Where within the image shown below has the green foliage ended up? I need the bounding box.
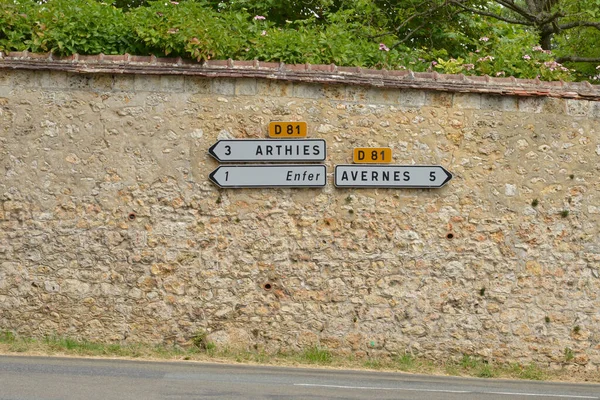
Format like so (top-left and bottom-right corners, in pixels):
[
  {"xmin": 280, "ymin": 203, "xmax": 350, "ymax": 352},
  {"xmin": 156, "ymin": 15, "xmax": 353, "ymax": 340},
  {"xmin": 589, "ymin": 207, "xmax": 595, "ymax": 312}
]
[
  {"xmin": 508, "ymin": 363, "xmax": 546, "ymax": 380},
  {"xmin": 477, "ymin": 363, "xmax": 495, "ymax": 378},
  {"xmin": 191, "ymin": 330, "xmax": 215, "ymax": 351},
  {"xmin": 363, "ymin": 358, "xmax": 384, "ymax": 369},
  {"xmin": 435, "ymin": 57, "xmax": 467, "ymax": 75},
  {"xmin": 0, "ymin": 330, "xmax": 16, "ymax": 343},
  {"xmin": 460, "ymin": 354, "xmax": 479, "ymax": 369},
  {"xmin": 1, "ymin": 0, "xmax": 137, "ymax": 55},
  {"xmin": 518, "ymin": 364, "xmax": 546, "ymax": 380},
  {"xmin": 434, "ymin": 27, "xmax": 573, "ymax": 81},
  {"xmin": 453, "ymin": 355, "xmax": 496, "ymax": 378},
  {"xmin": 0, "ymin": 0, "xmax": 597, "ymax": 81},
  {"xmin": 302, "ymin": 346, "xmax": 332, "ymax": 364},
  {"xmin": 98, "ymin": 0, "xmax": 149, "ymax": 9},
  {"xmin": 547, "ymin": 0, "xmax": 600, "ymax": 82},
  {"xmin": 205, "ymin": 0, "xmax": 333, "ymax": 26},
  {"xmin": 0, "ymin": 333, "xmax": 585, "ymax": 381},
  {"xmin": 564, "ymin": 347, "xmax": 575, "ymax": 362},
  {"xmin": 396, "ymin": 353, "xmax": 415, "ymax": 371},
  {"xmin": 0, "ymin": 0, "xmax": 35, "ymax": 51}
]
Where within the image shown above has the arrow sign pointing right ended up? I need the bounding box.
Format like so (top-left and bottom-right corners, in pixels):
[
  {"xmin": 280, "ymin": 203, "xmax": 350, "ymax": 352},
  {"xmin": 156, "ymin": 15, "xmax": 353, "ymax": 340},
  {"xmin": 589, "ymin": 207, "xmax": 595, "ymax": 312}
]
[{"xmin": 335, "ymin": 165, "xmax": 452, "ymax": 188}]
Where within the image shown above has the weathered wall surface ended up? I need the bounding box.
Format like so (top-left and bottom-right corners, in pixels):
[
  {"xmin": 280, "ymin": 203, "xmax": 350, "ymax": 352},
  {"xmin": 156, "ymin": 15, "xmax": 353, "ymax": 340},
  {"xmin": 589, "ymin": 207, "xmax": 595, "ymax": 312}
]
[{"xmin": 1, "ymin": 63, "xmax": 599, "ymax": 369}]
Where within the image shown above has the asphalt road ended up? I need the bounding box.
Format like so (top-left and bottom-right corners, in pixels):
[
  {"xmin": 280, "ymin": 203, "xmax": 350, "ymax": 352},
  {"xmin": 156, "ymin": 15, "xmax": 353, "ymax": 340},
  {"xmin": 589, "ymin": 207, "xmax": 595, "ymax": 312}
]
[{"xmin": 0, "ymin": 356, "xmax": 599, "ymax": 400}]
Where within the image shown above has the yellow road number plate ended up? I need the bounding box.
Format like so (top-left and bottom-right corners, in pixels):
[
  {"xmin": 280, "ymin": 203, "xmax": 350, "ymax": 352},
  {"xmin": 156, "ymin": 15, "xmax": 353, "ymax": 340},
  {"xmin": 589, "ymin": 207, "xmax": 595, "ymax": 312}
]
[
  {"xmin": 269, "ymin": 122, "xmax": 307, "ymax": 138},
  {"xmin": 353, "ymin": 148, "xmax": 392, "ymax": 163}
]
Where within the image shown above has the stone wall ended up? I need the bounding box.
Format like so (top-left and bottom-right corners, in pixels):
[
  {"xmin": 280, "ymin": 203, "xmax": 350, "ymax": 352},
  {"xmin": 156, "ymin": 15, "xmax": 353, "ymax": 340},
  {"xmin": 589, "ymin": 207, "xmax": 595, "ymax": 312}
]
[{"xmin": 1, "ymin": 61, "xmax": 599, "ymax": 369}]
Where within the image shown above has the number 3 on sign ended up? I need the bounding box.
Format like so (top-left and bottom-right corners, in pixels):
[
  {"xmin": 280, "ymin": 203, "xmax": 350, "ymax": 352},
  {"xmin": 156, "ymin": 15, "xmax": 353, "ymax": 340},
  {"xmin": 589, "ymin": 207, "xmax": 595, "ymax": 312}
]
[{"xmin": 269, "ymin": 122, "xmax": 307, "ymax": 138}]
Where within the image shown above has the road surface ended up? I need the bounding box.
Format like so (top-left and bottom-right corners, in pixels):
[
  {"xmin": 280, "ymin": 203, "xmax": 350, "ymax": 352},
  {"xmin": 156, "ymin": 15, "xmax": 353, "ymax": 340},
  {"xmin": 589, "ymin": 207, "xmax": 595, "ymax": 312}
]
[{"xmin": 0, "ymin": 355, "xmax": 598, "ymax": 400}]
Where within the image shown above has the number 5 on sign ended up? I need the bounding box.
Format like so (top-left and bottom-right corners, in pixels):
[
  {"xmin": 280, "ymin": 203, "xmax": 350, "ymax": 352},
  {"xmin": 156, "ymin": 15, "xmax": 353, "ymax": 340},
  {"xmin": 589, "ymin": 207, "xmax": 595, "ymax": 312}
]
[
  {"xmin": 353, "ymin": 148, "xmax": 392, "ymax": 163},
  {"xmin": 269, "ymin": 122, "xmax": 307, "ymax": 138}
]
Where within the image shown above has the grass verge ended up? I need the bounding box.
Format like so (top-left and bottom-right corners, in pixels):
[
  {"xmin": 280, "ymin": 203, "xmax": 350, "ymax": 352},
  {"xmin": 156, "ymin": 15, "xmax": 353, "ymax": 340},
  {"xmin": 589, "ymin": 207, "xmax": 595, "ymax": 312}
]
[{"xmin": 0, "ymin": 331, "xmax": 595, "ymax": 383}]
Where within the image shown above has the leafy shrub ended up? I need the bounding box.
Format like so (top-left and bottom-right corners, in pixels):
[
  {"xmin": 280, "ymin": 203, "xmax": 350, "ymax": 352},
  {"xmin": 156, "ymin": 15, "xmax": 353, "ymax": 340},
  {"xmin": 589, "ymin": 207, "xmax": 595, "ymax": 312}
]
[
  {"xmin": 434, "ymin": 28, "xmax": 573, "ymax": 81},
  {"xmin": 128, "ymin": 1, "xmax": 247, "ymax": 60},
  {"xmin": 29, "ymin": 0, "xmax": 135, "ymax": 55},
  {"xmin": 0, "ymin": 0, "xmax": 583, "ymax": 81},
  {"xmin": 0, "ymin": 0, "xmax": 36, "ymax": 51}
]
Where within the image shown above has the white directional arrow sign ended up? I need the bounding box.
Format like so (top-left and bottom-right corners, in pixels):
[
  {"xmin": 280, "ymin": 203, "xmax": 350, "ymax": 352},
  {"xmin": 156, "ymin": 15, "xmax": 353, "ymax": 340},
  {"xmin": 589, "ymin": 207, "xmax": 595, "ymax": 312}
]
[
  {"xmin": 335, "ymin": 165, "xmax": 452, "ymax": 188},
  {"xmin": 210, "ymin": 165, "xmax": 327, "ymax": 188},
  {"xmin": 208, "ymin": 139, "xmax": 326, "ymax": 162}
]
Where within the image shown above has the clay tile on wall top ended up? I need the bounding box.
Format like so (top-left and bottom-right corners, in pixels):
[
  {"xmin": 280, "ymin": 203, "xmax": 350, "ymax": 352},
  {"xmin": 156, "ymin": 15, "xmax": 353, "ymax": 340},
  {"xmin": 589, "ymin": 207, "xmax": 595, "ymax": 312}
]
[
  {"xmin": 415, "ymin": 72, "xmax": 436, "ymax": 80},
  {"xmin": 308, "ymin": 64, "xmax": 333, "ymax": 72},
  {"xmin": 77, "ymin": 54, "xmax": 102, "ymax": 63},
  {"xmin": 128, "ymin": 55, "xmax": 152, "ymax": 63},
  {"xmin": 285, "ymin": 63, "xmax": 308, "ymax": 72},
  {"xmin": 362, "ymin": 68, "xmax": 386, "ymax": 76},
  {"xmin": 1, "ymin": 53, "xmax": 599, "ymax": 99},
  {"xmin": 27, "ymin": 52, "xmax": 51, "ymax": 60},
  {"xmin": 386, "ymin": 69, "xmax": 409, "ymax": 77},
  {"xmin": 258, "ymin": 61, "xmax": 280, "ymax": 70},
  {"xmin": 7, "ymin": 51, "xmax": 28, "ymax": 59},
  {"xmin": 155, "ymin": 57, "xmax": 181, "ymax": 65},
  {"xmin": 233, "ymin": 60, "xmax": 257, "ymax": 69},
  {"xmin": 468, "ymin": 75, "xmax": 488, "ymax": 83},
  {"xmin": 205, "ymin": 59, "xmax": 230, "ymax": 68},
  {"xmin": 102, "ymin": 54, "xmax": 130, "ymax": 63},
  {"xmin": 437, "ymin": 73, "xmax": 465, "ymax": 82}
]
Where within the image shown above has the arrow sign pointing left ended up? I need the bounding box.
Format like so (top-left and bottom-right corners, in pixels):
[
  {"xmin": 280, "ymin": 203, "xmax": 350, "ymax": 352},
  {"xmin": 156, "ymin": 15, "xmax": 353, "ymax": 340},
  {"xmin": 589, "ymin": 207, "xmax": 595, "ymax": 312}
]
[
  {"xmin": 210, "ymin": 165, "xmax": 327, "ymax": 188},
  {"xmin": 335, "ymin": 165, "xmax": 452, "ymax": 188},
  {"xmin": 208, "ymin": 139, "xmax": 326, "ymax": 162}
]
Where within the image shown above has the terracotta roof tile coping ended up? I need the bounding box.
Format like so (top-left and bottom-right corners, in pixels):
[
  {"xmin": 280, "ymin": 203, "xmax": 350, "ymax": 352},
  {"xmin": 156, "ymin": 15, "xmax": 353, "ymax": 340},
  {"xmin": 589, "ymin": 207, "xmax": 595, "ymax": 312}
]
[{"xmin": 1, "ymin": 52, "xmax": 599, "ymax": 100}]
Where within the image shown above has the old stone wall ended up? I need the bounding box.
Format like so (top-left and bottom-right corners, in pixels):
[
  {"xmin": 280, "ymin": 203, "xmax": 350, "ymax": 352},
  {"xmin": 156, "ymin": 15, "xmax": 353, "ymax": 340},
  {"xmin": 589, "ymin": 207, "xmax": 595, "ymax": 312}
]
[{"xmin": 1, "ymin": 62, "xmax": 599, "ymax": 369}]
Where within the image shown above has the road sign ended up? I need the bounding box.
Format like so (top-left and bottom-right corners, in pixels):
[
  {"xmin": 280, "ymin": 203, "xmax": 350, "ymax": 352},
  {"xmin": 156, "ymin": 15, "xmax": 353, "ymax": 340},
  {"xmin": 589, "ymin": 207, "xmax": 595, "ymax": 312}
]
[
  {"xmin": 210, "ymin": 164, "xmax": 327, "ymax": 188},
  {"xmin": 208, "ymin": 139, "xmax": 326, "ymax": 162},
  {"xmin": 335, "ymin": 165, "xmax": 452, "ymax": 188},
  {"xmin": 353, "ymin": 148, "xmax": 392, "ymax": 164},
  {"xmin": 269, "ymin": 122, "xmax": 308, "ymax": 138}
]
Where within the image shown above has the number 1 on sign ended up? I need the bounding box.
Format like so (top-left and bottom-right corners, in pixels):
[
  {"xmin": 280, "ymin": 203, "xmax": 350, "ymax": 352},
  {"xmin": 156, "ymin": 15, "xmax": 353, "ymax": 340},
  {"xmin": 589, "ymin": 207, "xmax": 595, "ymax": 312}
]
[{"xmin": 372, "ymin": 150, "xmax": 386, "ymax": 161}]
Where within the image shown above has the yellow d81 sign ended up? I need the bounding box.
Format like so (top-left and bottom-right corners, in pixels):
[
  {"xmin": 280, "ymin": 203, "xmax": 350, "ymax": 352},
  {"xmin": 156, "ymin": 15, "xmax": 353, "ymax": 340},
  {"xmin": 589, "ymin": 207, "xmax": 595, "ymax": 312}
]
[
  {"xmin": 269, "ymin": 122, "xmax": 307, "ymax": 138},
  {"xmin": 353, "ymin": 148, "xmax": 392, "ymax": 163}
]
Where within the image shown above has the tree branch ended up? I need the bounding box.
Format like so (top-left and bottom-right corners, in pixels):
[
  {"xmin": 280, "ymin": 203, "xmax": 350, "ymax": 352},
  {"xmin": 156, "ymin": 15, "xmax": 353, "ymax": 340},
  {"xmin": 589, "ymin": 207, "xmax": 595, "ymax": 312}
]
[
  {"xmin": 525, "ymin": 0, "xmax": 539, "ymax": 14},
  {"xmin": 389, "ymin": 20, "xmax": 430, "ymax": 49},
  {"xmin": 449, "ymin": 1, "xmax": 534, "ymax": 25},
  {"xmin": 367, "ymin": 0, "xmax": 447, "ymax": 40},
  {"xmin": 389, "ymin": 7, "xmax": 462, "ymax": 50},
  {"xmin": 556, "ymin": 56, "xmax": 600, "ymax": 63},
  {"xmin": 559, "ymin": 21, "xmax": 600, "ymax": 31},
  {"xmin": 495, "ymin": 0, "xmax": 536, "ymax": 21},
  {"xmin": 542, "ymin": 0, "xmax": 560, "ymax": 13},
  {"xmin": 538, "ymin": 10, "xmax": 564, "ymax": 26},
  {"xmin": 393, "ymin": 0, "xmax": 447, "ymax": 33}
]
